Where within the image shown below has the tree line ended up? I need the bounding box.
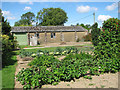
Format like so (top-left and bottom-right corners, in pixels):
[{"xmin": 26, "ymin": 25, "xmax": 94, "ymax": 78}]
[{"xmin": 14, "ymin": 8, "xmax": 68, "ymax": 26}]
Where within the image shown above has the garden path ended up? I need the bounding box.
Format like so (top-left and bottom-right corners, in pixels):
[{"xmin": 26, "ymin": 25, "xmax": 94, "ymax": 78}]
[
  {"xmin": 23, "ymin": 42, "xmax": 92, "ymax": 49},
  {"xmin": 14, "ymin": 56, "xmax": 33, "ymax": 89}
]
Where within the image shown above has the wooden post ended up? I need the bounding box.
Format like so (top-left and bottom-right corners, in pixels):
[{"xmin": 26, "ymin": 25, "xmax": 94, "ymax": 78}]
[
  {"xmin": 75, "ymin": 31, "xmax": 77, "ymax": 42},
  {"xmin": 93, "ymin": 12, "xmax": 95, "ymax": 24},
  {"xmin": 28, "ymin": 32, "xmax": 30, "ymax": 45},
  {"xmin": 36, "ymin": 32, "xmax": 38, "ymax": 45},
  {"xmin": 60, "ymin": 31, "xmax": 63, "ymax": 42},
  {"xmin": 45, "ymin": 31, "xmax": 47, "ymax": 44}
]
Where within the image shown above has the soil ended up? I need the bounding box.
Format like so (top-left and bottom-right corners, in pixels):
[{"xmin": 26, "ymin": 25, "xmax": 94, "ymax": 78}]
[
  {"xmin": 14, "ymin": 55, "xmax": 33, "ymax": 89},
  {"xmin": 42, "ymin": 72, "xmax": 118, "ymax": 88},
  {"xmin": 14, "ymin": 55, "xmax": 118, "ymax": 89}
]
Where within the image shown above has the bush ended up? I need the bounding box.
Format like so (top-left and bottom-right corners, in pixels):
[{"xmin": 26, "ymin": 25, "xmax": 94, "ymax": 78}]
[
  {"xmin": 91, "ymin": 22, "xmax": 101, "ymax": 46},
  {"xmin": 76, "ymin": 38, "xmax": 80, "ymax": 42},
  {"xmin": 93, "ymin": 18, "xmax": 120, "ymax": 72},
  {"xmin": 2, "ymin": 34, "xmax": 18, "ymax": 65},
  {"xmin": 2, "ymin": 35, "xmax": 13, "ymax": 54},
  {"xmin": 83, "ymin": 33, "xmax": 92, "ymax": 41}
]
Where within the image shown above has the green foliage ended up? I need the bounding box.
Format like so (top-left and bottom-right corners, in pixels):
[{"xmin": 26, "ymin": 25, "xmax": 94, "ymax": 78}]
[
  {"xmin": 2, "ymin": 35, "xmax": 13, "ymax": 53},
  {"xmin": 91, "ymin": 22, "xmax": 101, "ymax": 46},
  {"xmin": 76, "ymin": 38, "xmax": 80, "ymax": 42},
  {"xmin": 28, "ymin": 55, "xmax": 59, "ymax": 67},
  {"xmin": 93, "ymin": 18, "xmax": 120, "ymax": 73},
  {"xmin": 14, "ymin": 12, "xmax": 35, "ymax": 26},
  {"xmin": 2, "ymin": 35, "xmax": 18, "ymax": 65},
  {"xmin": 1, "ymin": 9, "xmax": 19, "ymax": 66},
  {"xmin": 36, "ymin": 7, "xmax": 68, "ymax": 26},
  {"xmin": 16, "ymin": 50, "xmax": 119, "ymax": 89},
  {"xmin": 19, "ymin": 46, "xmax": 79, "ymax": 58},
  {"xmin": 2, "ymin": 53, "xmax": 17, "ymax": 88},
  {"xmin": 16, "ymin": 52, "xmax": 93, "ymax": 89},
  {"xmin": 2, "ymin": 16, "xmax": 11, "ymax": 35},
  {"xmin": 76, "ymin": 23, "xmax": 91, "ymax": 31},
  {"xmin": 19, "ymin": 49, "xmax": 34, "ymax": 58},
  {"xmin": 83, "ymin": 33, "xmax": 92, "ymax": 41}
]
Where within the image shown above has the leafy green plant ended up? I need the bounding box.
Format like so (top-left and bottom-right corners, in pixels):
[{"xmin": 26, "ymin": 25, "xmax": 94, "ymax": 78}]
[
  {"xmin": 93, "ymin": 18, "xmax": 120, "ymax": 73},
  {"xmin": 19, "ymin": 49, "xmax": 34, "ymax": 58},
  {"xmin": 83, "ymin": 33, "xmax": 92, "ymax": 41},
  {"xmin": 91, "ymin": 22, "xmax": 101, "ymax": 46},
  {"xmin": 28, "ymin": 55, "xmax": 59, "ymax": 67}
]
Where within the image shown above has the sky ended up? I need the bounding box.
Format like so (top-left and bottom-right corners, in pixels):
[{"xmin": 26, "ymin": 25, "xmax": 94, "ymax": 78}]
[{"xmin": 1, "ymin": 1, "xmax": 119, "ymax": 27}]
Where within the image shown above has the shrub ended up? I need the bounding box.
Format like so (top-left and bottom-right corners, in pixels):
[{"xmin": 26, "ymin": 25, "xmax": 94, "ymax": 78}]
[
  {"xmin": 83, "ymin": 33, "xmax": 92, "ymax": 41},
  {"xmin": 93, "ymin": 18, "xmax": 120, "ymax": 72},
  {"xmin": 91, "ymin": 22, "xmax": 101, "ymax": 46},
  {"xmin": 76, "ymin": 38, "xmax": 80, "ymax": 42},
  {"xmin": 2, "ymin": 35, "xmax": 13, "ymax": 54}
]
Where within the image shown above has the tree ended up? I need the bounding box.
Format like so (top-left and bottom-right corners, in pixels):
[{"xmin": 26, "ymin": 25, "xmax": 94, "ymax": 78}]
[
  {"xmin": 91, "ymin": 22, "xmax": 100, "ymax": 46},
  {"xmin": 2, "ymin": 16, "xmax": 11, "ymax": 35},
  {"xmin": 36, "ymin": 8, "xmax": 68, "ymax": 26},
  {"xmin": 14, "ymin": 19, "xmax": 30, "ymax": 26},
  {"xmin": 14, "ymin": 12, "xmax": 35, "ymax": 26},
  {"xmin": 1, "ymin": 9, "xmax": 18, "ymax": 66},
  {"xmin": 76, "ymin": 23, "xmax": 91, "ymax": 31}
]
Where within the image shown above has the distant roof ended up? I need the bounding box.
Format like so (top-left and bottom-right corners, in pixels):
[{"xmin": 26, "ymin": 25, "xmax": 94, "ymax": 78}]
[{"xmin": 11, "ymin": 26, "xmax": 88, "ymax": 33}]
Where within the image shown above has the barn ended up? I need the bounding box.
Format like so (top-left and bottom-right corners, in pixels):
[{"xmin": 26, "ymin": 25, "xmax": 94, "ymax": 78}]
[{"xmin": 11, "ymin": 26, "xmax": 88, "ymax": 46}]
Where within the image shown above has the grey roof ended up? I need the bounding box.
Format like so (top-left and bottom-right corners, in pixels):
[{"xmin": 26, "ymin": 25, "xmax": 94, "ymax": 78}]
[{"xmin": 11, "ymin": 26, "xmax": 88, "ymax": 33}]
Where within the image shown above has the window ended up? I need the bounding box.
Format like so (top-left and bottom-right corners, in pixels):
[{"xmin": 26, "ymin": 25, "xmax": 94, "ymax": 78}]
[
  {"xmin": 34, "ymin": 33, "xmax": 39, "ymax": 38},
  {"xmin": 37, "ymin": 33, "xmax": 39, "ymax": 38},
  {"xmin": 51, "ymin": 32, "xmax": 56, "ymax": 38}
]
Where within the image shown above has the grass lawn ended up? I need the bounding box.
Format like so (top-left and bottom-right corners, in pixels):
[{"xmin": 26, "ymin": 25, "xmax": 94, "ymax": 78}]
[
  {"xmin": 22, "ymin": 45, "xmax": 94, "ymax": 53},
  {"xmin": 2, "ymin": 51, "xmax": 18, "ymax": 89},
  {"xmin": 19, "ymin": 45, "xmax": 43, "ymax": 49}
]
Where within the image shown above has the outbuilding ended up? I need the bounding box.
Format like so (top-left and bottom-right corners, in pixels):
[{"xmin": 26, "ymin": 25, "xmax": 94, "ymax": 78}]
[{"xmin": 11, "ymin": 26, "xmax": 88, "ymax": 46}]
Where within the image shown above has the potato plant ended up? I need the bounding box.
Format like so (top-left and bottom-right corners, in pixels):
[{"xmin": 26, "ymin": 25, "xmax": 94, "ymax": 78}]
[
  {"xmin": 28, "ymin": 55, "xmax": 60, "ymax": 67},
  {"xmin": 16, "ymin": 51, "xmax": 119, "ymax": 89}
]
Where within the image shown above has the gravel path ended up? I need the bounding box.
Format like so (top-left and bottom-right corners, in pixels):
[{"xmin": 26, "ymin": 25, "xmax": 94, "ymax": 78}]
[
  {"xmin": 42, "ymin": 72, "xmax": 118, "ymax": 88},
  {"xmin": 23, "ymin": 42, "xmax": 92, "ymax": 49},
  {"xmin": 14, "ymin": 56, "xmax": 33, "ymax": 89}
]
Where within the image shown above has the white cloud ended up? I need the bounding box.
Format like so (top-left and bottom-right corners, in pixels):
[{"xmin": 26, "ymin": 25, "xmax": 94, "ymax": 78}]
[
  {"xmin": 24, "ymin": 7, "xmax": 31, "ymax": 11},
  {"xmin": 2, "ymin": 10, "xmax": 16, "ymax": 20},
  {"xmin": 98, "ymin": 15, "xmax": 112, "ymax": 22},
  {"xmin": 76, "ymin": 6, "xmax": 90, "ymax": 13},
  {"xmin": 6, "ymin": 17, "xmax": 16, "ymax": 20},
  {"xmin": 106, "ymin": 3, "xmax": 118, "ymax": 11},
  {"xmin": 76, "ymin": 5, "xmax": 98, "ymax": 13},
  {"xmin": 2, "ymin": 11, "xmax": 11, "ymax": 16}
]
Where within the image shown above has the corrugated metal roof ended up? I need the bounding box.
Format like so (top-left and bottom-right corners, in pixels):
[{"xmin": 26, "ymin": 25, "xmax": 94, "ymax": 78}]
[{"xmin": 11, "ymin": 26, "xmax": 88, "ymax": 33}]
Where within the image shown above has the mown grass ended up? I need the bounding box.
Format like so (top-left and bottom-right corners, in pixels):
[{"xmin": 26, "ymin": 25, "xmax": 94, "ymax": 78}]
[
  {"xmin": 22, "ymin": 46, "xmax": 94, "ymax": 53},
  {"xmin": 19, "ymin": 45, "xmax": 43, "ymax": 49},
  {"xmin": 2, "ymin": 51, "xmax": 18, "ymax": 89}
]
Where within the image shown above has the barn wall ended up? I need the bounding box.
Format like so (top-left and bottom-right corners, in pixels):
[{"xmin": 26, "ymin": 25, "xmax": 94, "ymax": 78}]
[
  {"xmin": 37, "ymin": 31, "xmax": 86, "ymax": 44},
  {"xmin": 14, "ymin": 33, "xmax": 28, "ymax": 45},
  {"xmin": 13, "ymin": 31, "xmax": 87, "ymax": 45}
]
